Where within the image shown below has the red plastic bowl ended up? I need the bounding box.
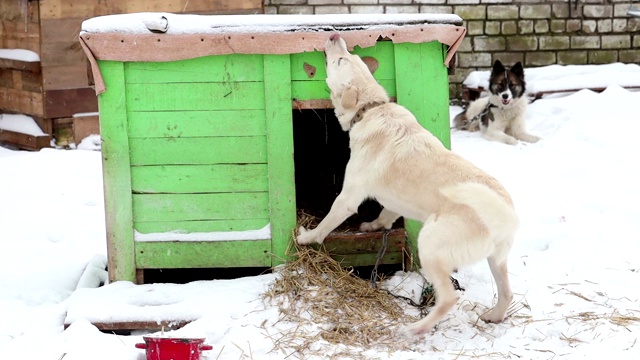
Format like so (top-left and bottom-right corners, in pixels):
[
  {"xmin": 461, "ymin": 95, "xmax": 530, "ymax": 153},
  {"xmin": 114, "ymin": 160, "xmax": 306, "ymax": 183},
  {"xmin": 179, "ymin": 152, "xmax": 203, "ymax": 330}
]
[{"xmin": 135, "ymin": 336, "xmax": 213, "ymax": 360}]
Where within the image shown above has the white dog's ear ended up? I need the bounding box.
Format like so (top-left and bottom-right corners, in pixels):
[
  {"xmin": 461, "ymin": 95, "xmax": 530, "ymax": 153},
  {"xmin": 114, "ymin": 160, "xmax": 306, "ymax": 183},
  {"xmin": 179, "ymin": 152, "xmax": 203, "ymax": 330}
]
[{"xmin": 341, "ymin": 84, "xmax": 358, "ymax": 110}]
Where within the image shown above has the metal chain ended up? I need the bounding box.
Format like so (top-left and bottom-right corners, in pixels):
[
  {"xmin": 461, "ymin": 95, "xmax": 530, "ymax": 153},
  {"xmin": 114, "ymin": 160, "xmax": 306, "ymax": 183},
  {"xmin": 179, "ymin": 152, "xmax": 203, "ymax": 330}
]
[{"xmin": 369, "ymin": 229, "xmax": 390, "ymax": 287}]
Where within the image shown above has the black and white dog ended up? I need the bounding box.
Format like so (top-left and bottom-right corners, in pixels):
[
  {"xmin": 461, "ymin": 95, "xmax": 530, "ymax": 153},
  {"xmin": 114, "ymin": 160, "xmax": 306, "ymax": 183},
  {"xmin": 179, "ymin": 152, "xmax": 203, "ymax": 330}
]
[{"xmin": 454, "ymin": 60, "xmax": 540, "ymax": 145}]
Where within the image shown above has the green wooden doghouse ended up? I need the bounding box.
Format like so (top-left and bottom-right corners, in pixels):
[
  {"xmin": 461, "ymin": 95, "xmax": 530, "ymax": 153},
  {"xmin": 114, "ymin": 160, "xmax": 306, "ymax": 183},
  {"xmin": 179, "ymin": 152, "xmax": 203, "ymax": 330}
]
[{"xmin": 80, "ymin": 13, "xmax": 465, "ymax": 284}]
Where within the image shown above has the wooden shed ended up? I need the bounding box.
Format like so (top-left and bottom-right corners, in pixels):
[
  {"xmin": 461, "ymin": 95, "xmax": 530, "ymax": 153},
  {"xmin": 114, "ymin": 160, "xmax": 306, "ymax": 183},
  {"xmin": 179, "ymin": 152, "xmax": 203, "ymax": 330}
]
[
  {"xmin": 0, "ymin": 0, "xmax": 262, "ymax": 150},
  {"xmin": 80, "ymin": 13, "xmax": 466, "ymax": 284}
]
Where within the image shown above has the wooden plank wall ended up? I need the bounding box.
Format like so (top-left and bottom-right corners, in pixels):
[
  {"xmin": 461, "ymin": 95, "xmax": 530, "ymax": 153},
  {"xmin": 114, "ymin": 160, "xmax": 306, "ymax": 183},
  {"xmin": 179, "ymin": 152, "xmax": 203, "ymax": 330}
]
[
  {"xmin": 0, "ymin": 1, "xmax": 44, "ymax": 118},
  {"xmin": 39, "ymin": 0, "xmax": 262, "ymax": 92},
  {"xmin": 38, "ymin": 0, "xmax": 263, "ymax": 120}
]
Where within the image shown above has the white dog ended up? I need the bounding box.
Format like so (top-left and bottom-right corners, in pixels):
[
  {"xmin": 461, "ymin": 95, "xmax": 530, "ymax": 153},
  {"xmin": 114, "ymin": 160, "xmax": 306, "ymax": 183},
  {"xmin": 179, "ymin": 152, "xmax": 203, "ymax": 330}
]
[
  {"xmin": 453, "ymin": 60, "xmax": 540, "ymax": 145},
  {"xmin": 296, "ymin": 34, "xmax": 520, "ymax": 336}
]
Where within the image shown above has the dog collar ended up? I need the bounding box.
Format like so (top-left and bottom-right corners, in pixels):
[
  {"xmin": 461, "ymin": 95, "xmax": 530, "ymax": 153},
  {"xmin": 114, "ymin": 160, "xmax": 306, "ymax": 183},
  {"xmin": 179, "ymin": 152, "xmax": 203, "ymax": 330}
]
[{"xmin": 349, "ymin": 101, "xmax": 387, "ymax": 128}]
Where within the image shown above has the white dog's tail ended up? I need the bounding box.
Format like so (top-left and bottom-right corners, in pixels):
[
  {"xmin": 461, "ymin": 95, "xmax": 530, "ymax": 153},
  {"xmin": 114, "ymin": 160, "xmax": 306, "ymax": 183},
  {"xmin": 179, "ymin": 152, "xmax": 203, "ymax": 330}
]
[{"xmin": 440, "ymin": 182, "xmax": 519, "ymax": 240}]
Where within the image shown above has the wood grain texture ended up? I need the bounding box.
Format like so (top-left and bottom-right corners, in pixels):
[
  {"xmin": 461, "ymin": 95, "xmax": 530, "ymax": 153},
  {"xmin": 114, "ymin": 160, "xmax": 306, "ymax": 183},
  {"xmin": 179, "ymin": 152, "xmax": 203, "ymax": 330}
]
[
  {"xmin": 98, "ymin": 61, "xmax": 136, "ymax": 283},
  {"xmin": 128, "ymin": 110, "xmax": 266, "ymax": 138},
  {"xmin": 125, "ymin": 82, "xmax": 265, "ymax": 111},
  {"xmin": 394, "ymin": 41, "xmax": 451, "ymax": 268},
  {"xmin": 129, "ymin": 137, "xmax": 268, "ymax": 166},
  {"xmin": 136, "ymin": 239, "xmax": 272, "ymax": 268},
  {"xmin": 125, "ymin": 54, "xmax": 264, "ymax": 84},
  {"xmin": 131, "ymin": 164, "xmax": 269, "ymax": 194},
  {"xmin": 263, "ymin": 54, "xmax": 297, "ymax": 265},
  {"xmin": 132, "ymin": 192, "xmax": 270, "ymax": 222}
]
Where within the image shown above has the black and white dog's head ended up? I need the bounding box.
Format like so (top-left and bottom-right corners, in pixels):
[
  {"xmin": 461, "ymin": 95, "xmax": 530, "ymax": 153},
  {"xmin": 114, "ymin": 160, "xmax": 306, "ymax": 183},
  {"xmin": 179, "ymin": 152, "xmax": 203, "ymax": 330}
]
[{"xmin": 489, "ymin": 60, "xmax": 526, "ymax": 106}]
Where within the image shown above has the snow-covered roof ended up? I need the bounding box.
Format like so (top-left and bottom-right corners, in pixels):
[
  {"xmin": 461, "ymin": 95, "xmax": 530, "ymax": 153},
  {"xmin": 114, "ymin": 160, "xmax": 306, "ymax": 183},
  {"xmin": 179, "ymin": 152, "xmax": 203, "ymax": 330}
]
[
  {"xmin": 81, "ymin": 13, "xmax": 463, "ymax": 34},
  {"xmin": 79, "ymin": 13, "xmax": 466, "ymax": 95}
]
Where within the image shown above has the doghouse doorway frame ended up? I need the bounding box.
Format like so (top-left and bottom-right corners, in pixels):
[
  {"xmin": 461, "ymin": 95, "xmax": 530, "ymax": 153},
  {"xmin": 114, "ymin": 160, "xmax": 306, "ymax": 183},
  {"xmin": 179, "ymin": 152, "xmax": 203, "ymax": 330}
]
[{"xmin": 289, "ymin": 41, "xmax": 452, "ymax": 270}]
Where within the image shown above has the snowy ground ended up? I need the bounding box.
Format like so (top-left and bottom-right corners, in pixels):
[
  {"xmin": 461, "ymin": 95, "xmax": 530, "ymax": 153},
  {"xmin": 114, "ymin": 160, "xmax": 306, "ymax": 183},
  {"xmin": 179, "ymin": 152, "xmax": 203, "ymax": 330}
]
[{"xmin": 1, "ymin": 83, "xmax": 640, "ymax": 359}]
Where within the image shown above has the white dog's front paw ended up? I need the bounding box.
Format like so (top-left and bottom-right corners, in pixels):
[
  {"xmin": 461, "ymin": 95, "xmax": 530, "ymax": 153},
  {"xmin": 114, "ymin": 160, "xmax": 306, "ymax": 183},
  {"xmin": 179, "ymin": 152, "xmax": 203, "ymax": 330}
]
[
  {"xmin": 520, "ymin": 134, "xmax": 541, "ymax": 143},
  {"xmin": 296, "ymin": 226, "xmax": 322, "ymax": 245},
  {"xmin": 359, "ymin": 221, "xmax": 379, "ymax": 232}
]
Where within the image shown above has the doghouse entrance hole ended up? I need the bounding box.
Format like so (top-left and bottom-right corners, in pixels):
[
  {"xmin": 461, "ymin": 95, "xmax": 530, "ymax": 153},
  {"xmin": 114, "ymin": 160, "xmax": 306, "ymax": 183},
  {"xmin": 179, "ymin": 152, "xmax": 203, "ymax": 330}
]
[{"xmin": 293, "ymin": 108, "xmax": 402, "ymax": 231}]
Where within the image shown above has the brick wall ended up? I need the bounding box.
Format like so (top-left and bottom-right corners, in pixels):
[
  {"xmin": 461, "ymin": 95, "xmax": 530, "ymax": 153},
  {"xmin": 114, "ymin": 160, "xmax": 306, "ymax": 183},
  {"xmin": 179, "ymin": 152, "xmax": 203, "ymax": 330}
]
[{"xmin": 264, "ymin": 0, "xmax": 640, "ymax": 99}]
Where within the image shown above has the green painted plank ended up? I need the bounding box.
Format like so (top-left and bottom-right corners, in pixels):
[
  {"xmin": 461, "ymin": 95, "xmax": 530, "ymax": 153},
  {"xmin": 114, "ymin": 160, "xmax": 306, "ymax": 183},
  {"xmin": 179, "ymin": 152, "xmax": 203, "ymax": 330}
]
[
  {"xmin": 290, "ymin": 42, "xmax": 395, "ymax": 81},
  {"xmin": 131, "ymin": 164, "xmax": 269, "ymax": 194},
  {"xmin": 97, "ymin": 60, "xmax": 136, "ymax": 282},
  {"xmin": 128, "ymin": 110, "xmax": 267, "ymax": 138},
  {"xmin": 129, "ymin": 137, "xmax": 268, "ymax": 166},
  {"xmin": 331, "ymin": 251, "xmax": 403, "ymax": 268},
  {"xmin": 394, "ymin": 41, "xmax": 452, "ymax": 266},
  {"xmin": 351, "ymin": 41, "xmax": 396, "ymax": 80},
  {"xmin": 290, "ymin": 51, "xmax": 326, "ymax": 81},
  {"xmin": 124, "ymin": 54, "xmax": 265, "ymax": 84},
  {"xmin": 136, "ymin": 240, "xmax": 272, "ymax": 268},
  {"xmin": 132, "ymin": 192, "xmax": 270, "ymax": 222},
  {"xmin": 291, "ymin": 79, "xmax": 396, "ymax": 101},
  {"xmin": 394, "ymin": 41, "xmax": 450, "ymax": 149},
  {"xmin": 126, "ymin": 82, "xmax": 265, "ymax": 111},
  {"xmin": 263, "ymin": 54, "xmax": 297, "ymax": 266},
  {"xmin": 134, "ymin": 218, "xmax": 270, "ymax": 234}
]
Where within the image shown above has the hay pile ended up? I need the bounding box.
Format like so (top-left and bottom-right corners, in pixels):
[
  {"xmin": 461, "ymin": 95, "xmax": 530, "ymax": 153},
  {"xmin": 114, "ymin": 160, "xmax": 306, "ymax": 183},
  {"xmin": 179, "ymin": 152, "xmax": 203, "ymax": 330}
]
[{"xmin": 262, "ymin": 242, "xmax": 423, "ymax": 358}]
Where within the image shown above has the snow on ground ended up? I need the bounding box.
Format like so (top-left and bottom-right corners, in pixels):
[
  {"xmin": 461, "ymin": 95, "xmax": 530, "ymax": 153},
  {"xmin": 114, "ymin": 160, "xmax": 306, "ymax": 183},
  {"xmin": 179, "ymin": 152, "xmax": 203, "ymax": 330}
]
[{"xmin": 1, "ymin": 82, "xmax": 640, "ymax": 358}]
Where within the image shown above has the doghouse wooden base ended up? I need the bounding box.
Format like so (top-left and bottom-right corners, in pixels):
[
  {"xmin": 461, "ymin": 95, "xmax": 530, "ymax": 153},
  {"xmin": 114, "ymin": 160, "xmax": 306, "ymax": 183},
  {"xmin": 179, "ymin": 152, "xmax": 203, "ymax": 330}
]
[{"xmin": 80, "ymin": 13, "xmax": 465, "ymax": 283}]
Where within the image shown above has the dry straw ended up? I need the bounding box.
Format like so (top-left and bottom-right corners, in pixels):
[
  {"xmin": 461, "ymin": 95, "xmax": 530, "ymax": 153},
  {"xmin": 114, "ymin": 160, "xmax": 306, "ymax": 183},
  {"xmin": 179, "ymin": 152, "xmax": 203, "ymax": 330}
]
[{"xmin": 262, "ymin": 237, "xmax": 425, "ymax": 359}]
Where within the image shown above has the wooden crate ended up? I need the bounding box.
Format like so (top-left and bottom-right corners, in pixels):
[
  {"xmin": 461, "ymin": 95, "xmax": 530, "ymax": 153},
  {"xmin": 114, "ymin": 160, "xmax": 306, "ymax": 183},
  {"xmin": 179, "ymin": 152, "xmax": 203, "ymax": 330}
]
[
  {"xmin": 80, "ymin": 13, "xmax": 466, "ymax": 283},
  {"xmin": 0, "ymin": 0, "xmax": 262, "ymax": 149}
]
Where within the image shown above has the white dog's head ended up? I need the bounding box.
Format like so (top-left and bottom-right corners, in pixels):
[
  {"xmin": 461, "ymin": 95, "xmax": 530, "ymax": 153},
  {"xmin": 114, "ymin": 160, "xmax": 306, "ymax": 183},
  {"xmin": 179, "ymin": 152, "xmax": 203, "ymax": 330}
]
[{"xmin": 324, "ymin": 34, "xmax": 389, "ymax": 131}]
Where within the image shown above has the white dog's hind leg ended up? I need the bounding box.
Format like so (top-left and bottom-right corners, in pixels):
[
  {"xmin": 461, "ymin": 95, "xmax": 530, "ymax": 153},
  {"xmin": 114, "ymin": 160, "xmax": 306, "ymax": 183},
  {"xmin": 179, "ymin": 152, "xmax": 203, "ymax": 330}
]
[
  {"xmin": 360, "ymin": 208, "xmax": 401, "ymax": 232},
  {"xmin": 480, "ymin": 256, "xmax": 513, "ymax": 323},
  {"xmin": 405, "ymin": 215, "xmax": 459, "ymax": 336},
  {"xmin": 296, "ymin": 187, "xmax": 367, "ymax": 245}
]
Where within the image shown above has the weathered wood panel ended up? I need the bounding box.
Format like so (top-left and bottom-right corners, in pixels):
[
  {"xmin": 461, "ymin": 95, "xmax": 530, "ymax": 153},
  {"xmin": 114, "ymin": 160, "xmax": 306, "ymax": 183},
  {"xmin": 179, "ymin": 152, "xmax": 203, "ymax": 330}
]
[
  {"xmin": 0, "ymin": 129, "xmax": 50, "ymax": 151},
  {"xmin": 306, "ymin": 229, "xmax": 407, "ymax": 267},
  {"xmin": 40, "ymin": 40, "xmax": 85, "ymax": 67},
  {"xmin": 0, "ymin": 2, "xmax": 40, "ymax": 53},
  {"xmin": 291, "ymin": 79, "xmax": 396, "ymax": 101},
  {"xmin": 0, "ymin": 87, "xmax": 44, "ymax": 117},
  {"xmin": 394, "ymin": 41, "xmax": 450, "ymax": 268},
  {"xmin": 0, "ymin": 58, "xmax": 41, "ymax": 73},
  {"xmin": 134, "ymin": 218, "xmax": 270, "ymax": 234},
  {"xmin": 131, "ymin": 164, "xmax": 269, "ymax": 194},
  {"xmin": 263, "ymin": 54, "xmax": 297, "ymax": 265},
  {"xmin": 136, "ymin": 239, "xmax": 272, "ymax": 269},
  {"xmin": 125, "ymin": 55, "xmax": 265, "ymax": 84},
  {"xmin": 39, "ymin": 0, "xmax": 262, "ymax": 20},
  {"xmin": 126, "ymin": 82, "xmax": 265, "ymax": 111},
  {"xmin": 44, "ymin": 87, "xmax": 98, "ymax": 118},
  {"xmin": 132, "ymin": 192, "xmax": 270, "ymax": 222},
  {"xmin": 97, "ymin": 60, "xmax": 136, "ymax": 283},
  {"xmin": 42, "ymin": 65, "xmax": 88, "ymax": 90},
  {"xmin": 129, "ymin": 137, "xmax": 268, "ymax": 166},
  {"xmin": 128, "ymin": 110, "xmax": 266, "ymax": 138},
  {"xmin": 395, "ymin": 41, "xmax": 450, "ymax": 148},
  {"xmin": 290, "ymin": 42, "xmax": 396, "ymax": 81},
  {"xmin": 72, "ymin": 114, "xmax": 100, "ymax": 144}
]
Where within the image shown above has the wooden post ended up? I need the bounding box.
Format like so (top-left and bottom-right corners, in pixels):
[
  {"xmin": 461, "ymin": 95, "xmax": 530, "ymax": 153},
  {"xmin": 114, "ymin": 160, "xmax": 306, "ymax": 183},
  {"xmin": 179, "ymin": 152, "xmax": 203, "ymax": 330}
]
[
  {"xmin": 98, "ymin": 60, "xmax": 137, "ymax": 283},
  {"xmin": 263, "ymin": 54, "xmax": 297, "ymax": 266}
]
